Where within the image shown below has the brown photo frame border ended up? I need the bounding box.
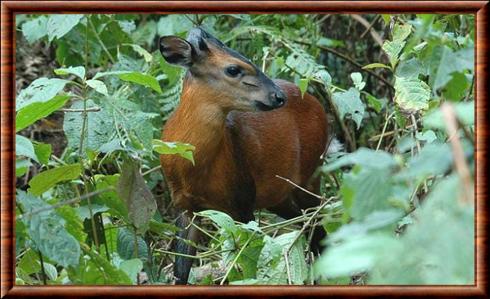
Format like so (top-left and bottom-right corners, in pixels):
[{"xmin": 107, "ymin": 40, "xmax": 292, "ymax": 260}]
[{"xmin": 1, "ymin": 1, "xmax": 488, "ymax": 297}]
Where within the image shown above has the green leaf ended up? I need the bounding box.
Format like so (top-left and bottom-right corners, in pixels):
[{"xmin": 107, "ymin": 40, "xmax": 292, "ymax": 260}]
[
  {"xmin": 315, "ymin": 233, "xmax": 398, "ymax": 278},
  {"xmin": 33, "ymin": 142, "xmax": 52, "ymax": 165},
  {"xmin": 392, "ymin": 23, "xmax": 412, "ymax": 41},
  {"xmin": 17, "ymin": 191, "xmax": 81, "ymax": 267},
  {"xmin": 18, "ymin": 248, "xmax": 41, "ymax": 275},
  {"xmin": 394, "ymin": 76, "xmax": 431, "ymax": 112},
  {"xmin": 362, "ymin": 63, "xmax": 391, "ymax": 70},
  {"xmin": 54, "ymin": 66, "xmax": 86, "ymax": 80},
  {"xmin": 369, "ymin": 175, "xmax": 474, "ymax": 284},
  {"xmin": 119, "ymin": 259, "xmax": 143, "ymax": 284},
  {"xmin": 117, "ymin": 159, "xmax": 156, "ymax": 233},
  {"xmin": 46, "ymin": 14, "xmax": 84, "ymax": 42},
  {"xmin": 395, "ymin": 58, "xmax": 425, "ymax": 78},
  {"xmin": 119, "ymin": 72, "xmax": 162, "ymax": 93},
  {"xmin": 117, "ymin": 227, "xmax": 149, "ymax": 260},
  {"xmin": 43, "ymin": 263, "xmax": 58, "ymax": 281},
  {"xmin": 16, "ymin": 135, "xmax": 37, "ymax": 162},
  {"xmin": 423, "ymin": 101, "xmax": 474, "ymax": 129},
  {"xmin": 321, "ymin": 148, "xmax": 397, "ymax": 173},
  {"xmin": 350, "ymin": 72, "xmax": 365, "ymax": 90},
  {"xmin": 76, "ymin": 245, "xmax": 132, "ymax": 284},
  {"xmin": 86, "ymin": 79, "xmax": 108, "ymax": 96},
  {"xmin": 93, "ymin": 71, "xmax": 162, "ymax": 94},
  {"xmin": 125, "ymin": 44, "xmax": 153, "ymax": 63},
  {"xmin": 341, "ymin": 167, "xmax": 394, "ymax": 220},
  {"xmin": 332, "ymin": 87, "xmax": 365, "ymax": 129},
  {"xmin": 152, "ymin": 139, "xmax": 195, "ymax": 165},
  {"xmin": 63, "ymin": 100, "xmax": 114, "ymax": 153},
  {"xmin": 16, "ymin": 78, "xmax": 69, "ymax": 111},
  {"xmin": 197, "ymin": 210, "xmax": 238, "ymax": 235},
  {"xmin": 16, "ymin": 95, "xmax": 70, "ymax": 132},
  {"xmin": 415, "ymin": 130, "xmax": 437, "ymax": 143},
  {"xmin": 298, "ymin": 78, "xmax": 309, "ymax": 97},
  {"xmin": 16, "ymin": 159, "xmax": 31, "ymax": 177},
  {"xmin": 381, "ymin": 23, "xmax": 412, "ymax": 68},
  {"xmin": 56, "ymin": 205, "xmax": 87, "ymax": 243},
  {"xmin": 365, "ymin": 93, "xmax": 384, "ymax": 113},
  {"xmin": 28, "ymin": 164, "xmax": 82, "ymax": 196},
  {"xmin": 21, "ymin": 16, "xmax": 48, "ymax": 44},
  {"xmin": 92, "ymin": 174, "xmax": 128, "ymax": 220},
  {"xmin": 382, "ymin": 40, "xmax": 406, "ymax": 68},
  {"xmin": 396, "ymin": 143, "xmax": 453, "ymax": 182},
  {"xmin": 257, "ymin": 231, "xmax": 308, "ymax": 284},
  {"xmin": 433, "ymin": 46, "xmax": 474, "ymax": 91}
]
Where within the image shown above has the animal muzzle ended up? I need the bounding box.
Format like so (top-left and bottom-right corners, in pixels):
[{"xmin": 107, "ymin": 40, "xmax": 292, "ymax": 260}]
[{"xmin": 254, "ymin": 89, "xmax": 287, "ymax": 111}]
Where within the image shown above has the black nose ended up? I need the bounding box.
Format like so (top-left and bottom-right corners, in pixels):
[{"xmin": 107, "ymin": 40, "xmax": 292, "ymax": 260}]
[{"xmin": 271, "ymin": 91, "xmax": 286, "ymax": 108}]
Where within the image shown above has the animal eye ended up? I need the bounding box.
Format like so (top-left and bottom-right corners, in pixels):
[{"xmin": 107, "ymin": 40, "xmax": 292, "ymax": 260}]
[{"xmin": 225, "ymin": 66, "xmax": 242, "ymax": 78}]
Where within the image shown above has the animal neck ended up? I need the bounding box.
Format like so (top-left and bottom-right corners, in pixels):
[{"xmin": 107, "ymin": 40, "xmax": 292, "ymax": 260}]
[{"xmin": 164, "ymin": 77, "xmax": 232, "ymax": 165}]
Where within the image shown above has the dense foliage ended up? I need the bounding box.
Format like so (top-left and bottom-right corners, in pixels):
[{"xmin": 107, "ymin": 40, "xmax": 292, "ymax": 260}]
[{"xmin": 15, "ymin": 14, "xmax": 474, "ymax": 285}]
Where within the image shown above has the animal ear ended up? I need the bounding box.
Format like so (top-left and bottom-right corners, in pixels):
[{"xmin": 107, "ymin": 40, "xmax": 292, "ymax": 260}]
[{"xmin": 159, "ymin": 36, "xmax": 193, "ymax": 67}]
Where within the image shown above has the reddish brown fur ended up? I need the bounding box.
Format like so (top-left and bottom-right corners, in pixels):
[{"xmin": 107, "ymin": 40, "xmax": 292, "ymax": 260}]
[{"xmin": 160, "ymin": 78, "xmax": 327, "ymax": 219}]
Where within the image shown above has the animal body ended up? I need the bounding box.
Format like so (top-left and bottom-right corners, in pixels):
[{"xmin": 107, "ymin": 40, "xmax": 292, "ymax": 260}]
[{"xmin": 159, "ymin": 28, "xmax": 328, "ymax": 284}]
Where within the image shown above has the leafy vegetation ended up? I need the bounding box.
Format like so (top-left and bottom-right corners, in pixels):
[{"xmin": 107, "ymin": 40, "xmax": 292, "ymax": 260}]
[{"xmin": 15, "ymin": 14, "xmax": 474, "ymax": 285}]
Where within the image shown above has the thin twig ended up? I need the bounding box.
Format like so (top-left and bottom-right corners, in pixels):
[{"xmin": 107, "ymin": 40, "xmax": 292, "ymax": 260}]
[
  {"xmin": 441, "ymin": 103, "xmax": 473, "ymax": 204},
  {"xmin": 219, "ymin": 232, "xmax": 257, "ymax": 285},
  {"xmin": 295, "ymin": 40, "xmax": 394, "ymax": 91},
  {"xmin": 350, "ymin": 14, "xmax": 384, "ymax": 47},
  {"xmin": 284, "ymin": 251, "xmax": 292, "ymax": 285},
  {"xmin": 410, "ymin": 114, "xmax": 428, "ymax": 193},
  {"xmin": 275, "ymin": 175, "xmax": 323, "ymax": 200},
  {"xmin": 88, "ymin": 17, "xmax": 115, "ymax": 64},
  {"xmin": 376, "ymin": 112, "xmax": 395, "ymax": 151},
  {"xmin": 61, "ymin": 107, "xmax": 101, "ymax": 113},
  {"xmin": 369, "ymin": 124, "xmax": 415, "ymax": 142},
  {"xmin": 360, "ymin": 15, "xmax": 382, "ymax": 39}
]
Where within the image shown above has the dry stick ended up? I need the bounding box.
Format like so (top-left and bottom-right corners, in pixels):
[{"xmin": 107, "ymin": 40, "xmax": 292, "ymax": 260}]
[
  {"xmin": 441, "ymin": 103, "xmax": 473, "ymax": 204},
  {"xmin": 360, "ymin": 15, "xmax": 382, "ymax": 39},
  {"xmin": 410, "ymin": 114, "xmax": 428, "ymax": 194},
  {"xmin": 18, "ymin": 187, "xmax": 114, "ymax": 220},
  {"xmin": 275, "ymin": 175, "xmax": 324, "ymax": 200},
  {"xmin": 369, "ymin": 124, "xmax": 415, "ymax": 142},
  {"xmin": 350, "ymin": 15, "xmax": 384, "ymax": 47},
  {"xmin": 376, "ymin": 111, "xmax": 395, "ymax": 151}
]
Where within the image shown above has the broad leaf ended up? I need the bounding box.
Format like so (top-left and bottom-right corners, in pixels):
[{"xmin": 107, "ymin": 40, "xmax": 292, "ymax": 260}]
[
  {"xmin": 321, "ymin": 148, "xmax": 397, "ymax": 173},
  {"xmin": 394, "ymin": 76, "xmax": 431, "ymax": 112},
  {"xmin": 16, "ymin": 135, "xmax": 37, "ymax": 162},
  {"xmin": 332, "ymin": 87, "xmax": 365, "ymax": 129},
  {"xmin": 46, "ymin": 14, "xmax": 84, "ymax": 42},
  {"xmin": 28, "ymin": 164, "xmax": 82, "ymax": 196},
  {"xmin": 16, "ymin": 78, "xmax": 69, "ymax": 111},
  {"xmin": 152, "ymin": 139, "xmax": 195, "ymax": 165},
  {"xmin": 117, "ymin": 159, "xmax": 156, "ymax": 233},
  {"xmin": 433, "ymin": 46, "xmax": 474, "ymax": 92},
  {"xmin": 17, "ymin": 191, "xmax": 81, "ymax": 268},
  {"xmin": 16, "ymin": 95, "xmax": 70, "ymax": 132},
  {"xmin": 54, "ymin": 66, "xmax": 86, "ymax": 80},
  {"xmin": 21, "ymin": 16, "xmax": 48, "ymax": 44},
  {"xmin": 93, "ymin": 71, "xmax": 162, "ymax": 94},
  {"xmin": 86, "ymin": 79, "xmax": 108, "ymax": 96}
]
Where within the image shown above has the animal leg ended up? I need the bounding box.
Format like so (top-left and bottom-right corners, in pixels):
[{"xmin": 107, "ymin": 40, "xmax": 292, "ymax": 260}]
[{"xmin": 174, "ymin": 210, "xmax": 200, "ymax": 284}]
